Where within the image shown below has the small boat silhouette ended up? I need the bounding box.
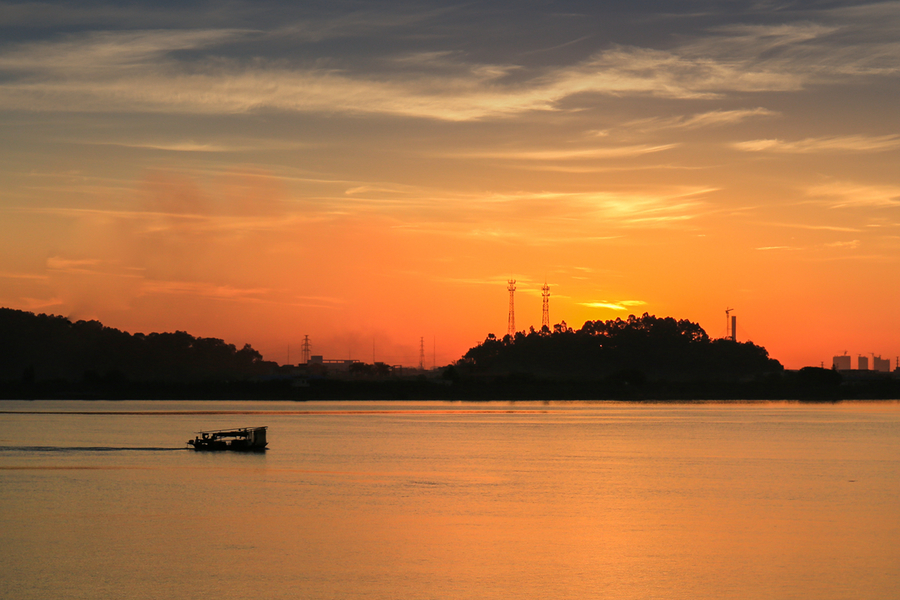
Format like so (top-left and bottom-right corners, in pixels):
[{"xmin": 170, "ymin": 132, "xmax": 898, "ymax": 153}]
[{"xmin": 187, "ymin": 427, "xmax": 267, "ymax": 452}]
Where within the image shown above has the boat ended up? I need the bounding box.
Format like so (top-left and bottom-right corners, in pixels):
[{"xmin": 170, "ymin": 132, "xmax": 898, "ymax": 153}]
[{"xmin": 187, "ymin": 426, "xmax": 268, "ymax": 452}]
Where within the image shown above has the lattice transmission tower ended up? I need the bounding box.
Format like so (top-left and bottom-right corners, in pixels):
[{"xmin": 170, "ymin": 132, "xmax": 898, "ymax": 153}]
[
  {"xmin": 724, "ymin": 307, "xmax": 736, "ymax": 341},
  {"xmin": 419, "ymin": 337, "xmax": 425, "ymax": 370},
  {"xmin": 507, "ymin": 279, "xmax": 516, "ymax": 337},
  {"xmin": 301, "ymin": 335, "xmax": 311, "ymax": 364},
  {"xmin": 541, "ymin": 282, "xmax": 550, "ymax": 331}
]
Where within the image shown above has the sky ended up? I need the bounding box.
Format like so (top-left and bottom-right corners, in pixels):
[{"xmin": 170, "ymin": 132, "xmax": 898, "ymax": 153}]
[{"xmin": 1, "ymin": 0, "xmax": 899, "ymax": 369}]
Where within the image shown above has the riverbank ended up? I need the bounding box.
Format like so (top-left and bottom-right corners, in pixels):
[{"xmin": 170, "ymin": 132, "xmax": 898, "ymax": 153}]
[{"xmin": 3, "ymin": 371, "xmax": 899, "ymax": 401}]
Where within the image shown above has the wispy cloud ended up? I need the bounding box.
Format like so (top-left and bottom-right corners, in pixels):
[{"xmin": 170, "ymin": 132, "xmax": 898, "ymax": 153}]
[
  {"xmin": 294, "ymin": 295, "xmax": 346, "ymax": 305},
  {"xmin": 447, "ymin": 144, "xmax": 677, "ymax": 161},
  {"xmin": 139, "ymin": 280, "xmax": 270, "ymax": 300},
  {"xmin": 134, "ymin": 280, "xmax": 342, "ymax": 308},
  {"xmin": 683, "ymin": 20, "xmax": 900, "ymax": 79},
  {"xmin": 46, "ymin": 257, "xmax": 103, "ymax": 269},
  {"xmin": 93, "ymin": 141, "xmax": 234, "ymax": 153},
  {"xmin": 579, "ymin": 300, "xmax": 646, "ymax": 311},
  {"xmin": 733, "ymin": 135, "xmax": 900, "ymax": 153},
  {"xmin": 76, "ymin": 136, "xmax": 313, "ymax": 155},
  {"xmin": 756, "ymin": 240, "xmax": 860, "ymax": 252},
  {"xmin": 439, "ymin": 187, "xmax": 714, "ymax": 230},
  {"xmin": 545, "ymin": 45, "xmax": 805, "ymax": 101},
  {"xmin": 0, "ymin": 271, "xmax": 49, "ymax": 281},
  {"xmin": 0, "ymin": 29, "xmax": 243, "ymax": 72},
  {"xmin": 628, "ymin": 108, "xmax": 777, "ymax": 131},
  {"xmin": 824, "ymin": 240, "xmax": 860, "ymax": 249},
  {"xmin": 806, "ymin": 182, "xmax": 900, "ymax": 208},
  {"xmin": 574, "ymin": 188, "xmax": 715, "ymax": 226},
  {"xmin": 9, "ymin": 205, "xmax": 311, "ymax": 235},
  {"xmin": 0, "ymin": 30, "xmax": 546, "ymax": 119},
  {"xmin": 760, "ymin": 221, "xmax": 862, "ymax": 233},
  {"xmin": 46, "ymin": 256, "xmax": 144, "ymax": 278},
  {"xmin": 2, "ymin": 6, "xmax": 898, "ymax": 121},
  {"xmin": 15, "ymin": 297, "xmax": 64, "ymax": 311},
  {"xmin": 316, "ymin": 184, "xmax": 714, "ymax": 229},
  {"xmin": 432, "ymin": 275, "xmax": 538, "ymax": 287}
]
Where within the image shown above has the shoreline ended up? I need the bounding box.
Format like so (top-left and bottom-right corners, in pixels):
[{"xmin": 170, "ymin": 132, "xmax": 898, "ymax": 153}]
[{"xmin": 2, "ymin": 375, "xmax": 899, "ymax": 402}]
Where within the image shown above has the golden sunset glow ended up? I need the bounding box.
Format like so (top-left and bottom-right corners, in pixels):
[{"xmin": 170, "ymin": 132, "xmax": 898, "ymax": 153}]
[{"xmin": 2, "ymin": 2, "xmax": 899, "ymax": 367}]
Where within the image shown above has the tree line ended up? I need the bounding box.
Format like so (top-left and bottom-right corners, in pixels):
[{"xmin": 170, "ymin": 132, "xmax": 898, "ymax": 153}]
[
  {"xmin": 0, "ymin": 307, "xmax": 274, "ymax": 384},
  {"xmin": 457, "ymin": 313, "xmax": 783, "ymax": 382}
]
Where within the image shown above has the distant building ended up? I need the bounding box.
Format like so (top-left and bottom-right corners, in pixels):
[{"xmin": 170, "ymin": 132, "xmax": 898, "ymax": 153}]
[
  {"xmin": 858, "ymin": 355, "xmax": 869, "ymax": 371},
  {"xmin": 307, "ymin": 355, "xmax": 358, "ymax": 375},
  {"xmin": 873, "ymin": 356, "xmax": 891, "ymax": 373},
  {"xmin": 833, "ymin": 354, "xmax": 851, "ymax": 370}
]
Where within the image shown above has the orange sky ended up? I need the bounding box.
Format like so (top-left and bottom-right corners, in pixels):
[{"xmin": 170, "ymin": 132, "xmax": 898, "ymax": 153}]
[{"xmin": 1, "ymin": 1, "xmax": 899, "ymax": 368}]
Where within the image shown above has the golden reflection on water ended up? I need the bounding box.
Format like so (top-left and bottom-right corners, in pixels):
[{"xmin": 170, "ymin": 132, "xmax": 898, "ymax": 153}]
[{"xmin": 1, "ymin": 400, "xmax": 899, "ymax": 599}]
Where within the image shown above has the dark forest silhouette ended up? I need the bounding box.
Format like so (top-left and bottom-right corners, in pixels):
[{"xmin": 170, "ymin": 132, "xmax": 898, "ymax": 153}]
[
  {"xmin": 1, "ymin": 307, "xmax": 896, "ymax": 400},
  {"xmin": 458, "ymin": 313, "xmax": 783, "ymax": 381},
  {"xmin": 0, "ymin": 307, "xmax": 274, "ymax": 385}
]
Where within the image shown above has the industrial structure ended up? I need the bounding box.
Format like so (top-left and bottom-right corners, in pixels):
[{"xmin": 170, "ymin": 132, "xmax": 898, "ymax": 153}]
[
  {"xmin": 301, "ymin": 335, "xmax": 311, "ymax": 364},
  {"xmin": 291, "ymin": 333, "xmax": 434, "ymax": 373},
  {"xmin": 507, "ymin": 279, "xmax": 516, "ymax": 337},
  {"xmin": 504, "ymin": 279, "xmax": 550, "ymax": 335},
  {"xmin": 542, "ymin": 282, "xmax": 550, "ymax": 330},
  {"xmin": 873, "ymin": 355, "xmax": 891, "ymax": 373},
  {"xmin": 833, "ymin": 353, "xmax": 851, "ymax": 370},
  {"xmin": 725, "ymin": 308, "xmax": 736, "ymax": 341},
  {"xmin": 833, "ymin": 352, "xmax": 896, "ymax": 373},
  {"xmin": 306, "ymin": 355, "xmax": 360, "ymax": 374}
]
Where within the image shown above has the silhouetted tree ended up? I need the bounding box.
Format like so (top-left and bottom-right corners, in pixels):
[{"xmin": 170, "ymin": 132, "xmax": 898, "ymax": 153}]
[
  {"xmin": 458, "ymin": 313, "xmax": 782, "ymax": 381},
  {"xmin": 0, "ymin": 307, "xmax": 275, "ymax": 383}
]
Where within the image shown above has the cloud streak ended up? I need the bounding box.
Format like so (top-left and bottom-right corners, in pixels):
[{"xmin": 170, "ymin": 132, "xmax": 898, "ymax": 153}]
[
  {"xmin": 2, "ymin": 6, "xmax": 899, "ymax": 121},
  {"xmin": 448, "ymin": 144, "xmax": 677, "ymax": 161},
  {"xmin": 628, "ymin": 108, "xmax": 777, "ymax": 131},
  {"xmin": 806, "ymin": 182, "xmax": 900, "ymax": 208},
  {"xmin": 579, "ymin": 300, "xmax": 647, "ymax": 311},
  {"xmin": 733, "ymin": 135, "xmax": 900, "ymax": 153},
  {"xmin": 139, "ymin": 280, "xmax": 270, "ymax": 300}
]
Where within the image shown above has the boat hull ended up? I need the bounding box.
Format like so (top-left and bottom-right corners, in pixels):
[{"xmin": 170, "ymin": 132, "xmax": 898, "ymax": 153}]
[
  {"xmin": 187, "ymin": 440, "xmax": 267, "ymax": 452},
  {"xmin": 187, "ymin": 426, "xmax": 268, "ymax": 452}
]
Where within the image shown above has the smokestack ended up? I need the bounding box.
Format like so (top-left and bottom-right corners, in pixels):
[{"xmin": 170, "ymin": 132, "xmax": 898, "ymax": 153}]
[{"xmin": 731, "ymin": 316, "xmax": 737, "ymax": 342}]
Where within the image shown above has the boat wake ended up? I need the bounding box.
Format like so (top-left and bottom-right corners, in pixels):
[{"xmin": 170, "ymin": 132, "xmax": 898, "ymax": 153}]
[{"xmin": 0, "ymin": 445, "xmax": 186, "ymax": 453}]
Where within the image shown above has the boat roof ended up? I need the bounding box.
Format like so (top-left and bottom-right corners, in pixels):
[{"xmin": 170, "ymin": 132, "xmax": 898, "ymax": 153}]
[{"xmin": 193, "ymin": 426, "xmax": 267, "ymax": 434}]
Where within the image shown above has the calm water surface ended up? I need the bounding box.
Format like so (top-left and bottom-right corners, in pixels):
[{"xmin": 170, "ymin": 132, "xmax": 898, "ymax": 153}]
[{"xmin": 1, "ymin": 400, "xmax": 898, "ymax": 599}]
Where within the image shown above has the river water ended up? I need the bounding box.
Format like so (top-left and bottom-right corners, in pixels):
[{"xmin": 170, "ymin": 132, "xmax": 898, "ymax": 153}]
[{"xmin": 1, "ymin": 400, "xmax": 898, "ymax": 599}]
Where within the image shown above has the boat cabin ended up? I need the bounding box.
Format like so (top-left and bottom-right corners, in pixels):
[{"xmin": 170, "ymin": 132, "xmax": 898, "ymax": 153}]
[{"xmin": 187, "ymin": 426, "xmax": 267, "ymax": 451}]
